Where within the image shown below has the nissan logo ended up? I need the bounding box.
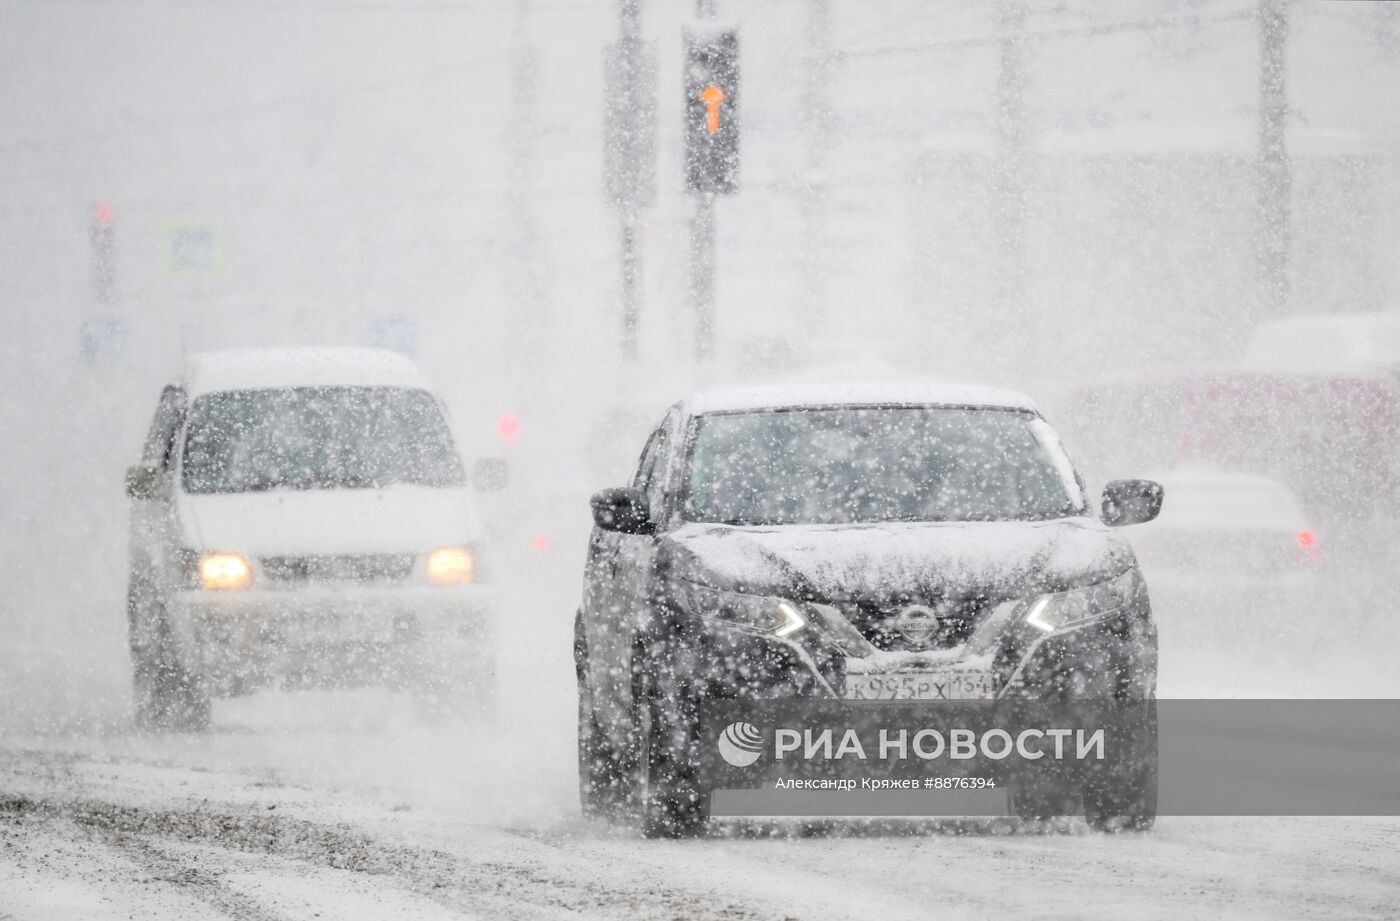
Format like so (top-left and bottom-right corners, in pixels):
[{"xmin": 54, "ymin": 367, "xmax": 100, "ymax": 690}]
[{"xmin": 893, "ymin": 603, "xmax": 940, "ymax": 648}]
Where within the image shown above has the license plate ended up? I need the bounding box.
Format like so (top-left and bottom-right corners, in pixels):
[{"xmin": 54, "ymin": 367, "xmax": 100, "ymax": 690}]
[
  {"xmin": 285, "ymin": 615, "xmax": 397, "ymax": 646},
  {"xmin": 844, "ymin": 671, "xmax": 996, "ymax": 701}
]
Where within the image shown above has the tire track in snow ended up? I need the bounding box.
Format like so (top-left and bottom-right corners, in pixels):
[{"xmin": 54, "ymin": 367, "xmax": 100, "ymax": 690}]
[{"xmin": 0, "ymin": 794, "xmax": 761, "ymax": 921}]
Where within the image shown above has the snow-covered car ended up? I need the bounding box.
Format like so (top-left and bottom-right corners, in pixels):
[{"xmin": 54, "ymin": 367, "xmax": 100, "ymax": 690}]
[
  {"xmin": 125, "ymin": 347, "xmax": 498, "ymax": 730},
  {"xmin": 1056, "ymin": 367, "xmax": 1400, "ymax": 531},
  {"xmin": 574, "ymin": 383, "xmax": 1163, "ymax": 837},
  {"xmin": 1125, "ymin": 469, "xmax": 1321, "ymax": 637}
]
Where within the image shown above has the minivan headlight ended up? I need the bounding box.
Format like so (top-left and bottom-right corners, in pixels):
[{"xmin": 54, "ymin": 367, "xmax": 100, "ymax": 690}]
[
  {"xmin": 427, "ymin": 546, "xmax": 475, "ymax": 585},
  {"xmin": 679, "ymin": 582, "xmax": 807, "ymax": 638},
  {"xmin": 199, "ymin": 552, "xmax": 252, "ymax": 590},
  {"xmin": 1020, "ymin": 570, "xmax": 1140, "ymax": 634}
]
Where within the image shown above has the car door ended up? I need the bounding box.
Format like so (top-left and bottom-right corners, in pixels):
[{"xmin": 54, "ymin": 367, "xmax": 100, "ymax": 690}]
[{"xmin": 582, "ymin": 410, "xmax": 679, "ymax": 741}]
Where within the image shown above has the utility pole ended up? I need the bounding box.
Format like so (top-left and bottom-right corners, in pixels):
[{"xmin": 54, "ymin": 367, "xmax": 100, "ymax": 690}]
[
  {"xmin": 684, "ymin": 0, "xmax": 738, "ymax": 363},
  {"xmin": 605, "ymin": 0, "xmax": 655, "ymax": 360},
  {"xmin": 796, "ymin": 0, "xmax": 832, "ymax": 336},
  {"xmin": 1256, "ymin": 0, "xmax": 1291, "ymax": 319},
  {"xmin": 993, "ymin": 0, "xmax": 1029, "ymax": 365},
  {"xmin": 505, "ymin": 1, "xmax": 546, "ymax": 351}
]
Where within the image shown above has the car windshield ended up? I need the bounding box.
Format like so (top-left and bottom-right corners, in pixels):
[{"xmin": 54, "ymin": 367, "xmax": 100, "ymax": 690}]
[
  {"xmin": 181, "ymin": 387, "xmax": 464, "ymax": 493},
  {"xmin": 685, "ymin": 407, "xmax": 1083, "ymax": 525}
]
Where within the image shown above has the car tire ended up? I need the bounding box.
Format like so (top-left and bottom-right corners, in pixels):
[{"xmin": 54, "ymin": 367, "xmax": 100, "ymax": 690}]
[
  {"xmin": 633, "ymin": 640, "xmax": 709, "ymax": 840},
  {"xmin": 1081, "ymin": 701, "xmax": 1158, "ymax": 832},
  {"xmin": 575, "ymin": 613, "xmax": 635, "ymax": 822},
  {"xmin": 576, "ymin": 683, "xmax": 636, "ymax": 821},
  {"xmin": 128, "ymin": 574, "xmax": 211, "ymax": 733},
  {"xmin": 575, "ymin": 620, "xmax": 709, "ymax": 838}
]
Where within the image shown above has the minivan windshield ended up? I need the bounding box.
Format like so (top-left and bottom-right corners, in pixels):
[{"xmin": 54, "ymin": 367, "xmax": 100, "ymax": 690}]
[
  {"xmin": 685, "ymin": 407, "xmax": 1083, "ymax": 525},
  {"xmin": 182, "ymin": 387, "xmax": 464, "ymax": 494}
]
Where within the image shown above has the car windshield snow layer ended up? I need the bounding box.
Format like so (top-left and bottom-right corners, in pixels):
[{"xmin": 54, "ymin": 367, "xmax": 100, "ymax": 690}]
[
  {"xmin": 181, "ymin": 386, "xmax": 464, "ymax": 493},
  {"xmin": 684, "ymin": 406, "xmax": 1081, "ymax": 525}
]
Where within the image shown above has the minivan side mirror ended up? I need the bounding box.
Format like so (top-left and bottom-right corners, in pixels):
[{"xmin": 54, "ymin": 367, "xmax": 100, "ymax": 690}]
[
  {"xmin": 472, "ymin": 457, "xmax": 510, "ymax": 492},
  {"xmin": 590, "ymin": 487, "xmax": 654, "ymax": 535},
  {"xmin": 126, "ymin": 464, "xmax": 171, "ymax": 501},
  {"xmin": 1101, "ymin": 479, "xmax": 1164, "ymax": 527}
]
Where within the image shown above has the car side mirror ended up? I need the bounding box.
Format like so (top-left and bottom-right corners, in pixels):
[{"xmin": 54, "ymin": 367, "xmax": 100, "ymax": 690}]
[
  {"xmin": 1101, "ymin": 479, "xmax": 1164, "ymax": 527},
  {"xmin": 472, "ymin": 457, "xmax": 510, "ymax": 492},
  {"xmin": 590, "ymin": 487, "xmax": 654, "ymax": 535},
  {"xmin": 126, "ymin": 464, "xmax": 171, "ymax": 501}
]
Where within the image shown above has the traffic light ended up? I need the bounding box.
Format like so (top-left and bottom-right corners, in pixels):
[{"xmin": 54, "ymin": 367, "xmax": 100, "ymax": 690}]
[
  {"xmin": 683, "ymin": 26, "xmax": 739, "ymax": 195},
  {"xmin": 91, "ymin": 201, "xmax": 116, "ymax": 304}
]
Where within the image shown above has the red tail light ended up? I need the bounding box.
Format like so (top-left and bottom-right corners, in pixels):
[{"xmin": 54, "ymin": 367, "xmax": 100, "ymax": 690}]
[
  {"xmin": 1297, "ymin": 530, "xmax": 1321, "ymax": 565},
  {"xmin": 529, "ymin": 534, "xmax": 551, "ymax": 552}
]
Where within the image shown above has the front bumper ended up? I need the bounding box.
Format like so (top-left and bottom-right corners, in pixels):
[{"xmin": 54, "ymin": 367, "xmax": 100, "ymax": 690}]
[
  {"xmin": 168, "ymin": 584, "xmax": 495, "ymax": 694},
  {"xmin": 673, "ymin": 598, "xmax": 1156, "ymax": 703}
]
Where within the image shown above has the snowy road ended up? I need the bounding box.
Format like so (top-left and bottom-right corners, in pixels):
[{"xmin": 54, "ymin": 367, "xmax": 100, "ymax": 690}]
[
  {"xmin": 4, "ymin": 713, "xmax": 1400, "ymax": 921},
  {"xmin": 5, "ymin": 569, "xmax": 1400, "ymax": 921}
]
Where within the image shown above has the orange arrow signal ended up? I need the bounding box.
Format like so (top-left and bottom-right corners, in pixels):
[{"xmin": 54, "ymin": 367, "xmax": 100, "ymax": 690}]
[{"xmin": 700, "ymin": 83, "xmax": 726, "ymax": 134}]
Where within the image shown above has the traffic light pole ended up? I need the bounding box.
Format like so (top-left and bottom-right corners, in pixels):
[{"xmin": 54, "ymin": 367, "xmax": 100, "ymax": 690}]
[
  {"xmin": 688, "ymin": 193, "xmax": 717, "ymax": 360},
  {"xmin": 684, "ymin": 0, "xmax": 736, "ymax": 364},
  {"xmin": 689, "ymin": 0, "xmax": 717, "ymax": 362}
]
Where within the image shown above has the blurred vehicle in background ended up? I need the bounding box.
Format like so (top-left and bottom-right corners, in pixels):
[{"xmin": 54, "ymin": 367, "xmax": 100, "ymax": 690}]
[
  {"xmin": 1055, "ymin": 364, "xmax": 1400, "ymax": 628},
  {"xmin": 1055, "ymin": 366, "xmax": 1400, "ymax": 537},
  {"xmin": 1242, "ymin": 312, "xmax": 1400, "ymax": 378},
  {"xmin": 125, "ymin": 347, "xmax": 501, "ymax": 731},
  {"xmin": 470, "ymin": 397, "xmax": 661, "ymax": 586},
  {"xmin": 1125, "ymin": 469, "xmax": 1321, "ymax": 640}
]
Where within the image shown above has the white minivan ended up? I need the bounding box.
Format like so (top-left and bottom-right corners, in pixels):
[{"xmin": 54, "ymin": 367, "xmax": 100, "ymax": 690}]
[{"xmin": 125, "ymin": 347, "xmax": 501, "ymax": 730}]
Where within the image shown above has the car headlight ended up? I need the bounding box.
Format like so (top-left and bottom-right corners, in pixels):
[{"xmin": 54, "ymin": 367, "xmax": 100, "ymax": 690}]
[
  {"xmin": 679, "ymin": 582, "xmax": 807, "ymax": 638},
  {"xmin": 427, "ymin": 546, "xmax": 475, "ymax": 585},
  {"xmin": 1018, "ymin": 570, "xmax": 1140, "ymax": 634},
  {"xmin": 199, "ymin": 552, "xmax": 252, "ymax": 590}
]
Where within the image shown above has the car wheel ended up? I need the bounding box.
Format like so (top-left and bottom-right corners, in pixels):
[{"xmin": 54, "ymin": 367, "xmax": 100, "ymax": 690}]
[
  {"xmin": 1081, "ymin": 701, "xmax": 1158, "ymax": 832},
  {"xmin": 575, "ymin": 614, "xmax": 635, "ymax": 822},
  {"xmin": 128, "ymin": 574, "xmax": 211, "ymax": 733},
  {"xmin": 633, "ymin": 640, "xmax": 709, "ymax": 840},
  {"xmin": 577, "ymin": 681, "xmax": 636, "ymax": 821}
]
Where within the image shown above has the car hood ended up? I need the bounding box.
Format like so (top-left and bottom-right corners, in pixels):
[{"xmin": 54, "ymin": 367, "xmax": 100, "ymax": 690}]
[
  {"xmin": 664, "ymin": 518, "xmax": 1132, "ymax": 602},
  {"xmin": 177, "ymin": 485, "xmax": 476, "ymax": 556}
]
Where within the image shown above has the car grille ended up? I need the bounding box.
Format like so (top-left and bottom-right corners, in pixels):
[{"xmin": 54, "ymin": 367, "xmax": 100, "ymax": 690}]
[
  {"xmin": 259, "ymin": 554, "xmax": 416, "ymax": 584},
  {"xmin": 840, "ymin": 597, "xmax": 988, "ymax": 652}
]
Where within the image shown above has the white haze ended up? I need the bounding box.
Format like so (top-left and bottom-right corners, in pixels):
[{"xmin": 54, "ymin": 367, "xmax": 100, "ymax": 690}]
[{"xmin": 2, "ymin": 0, "xmax": 1399, "ymax": 840}]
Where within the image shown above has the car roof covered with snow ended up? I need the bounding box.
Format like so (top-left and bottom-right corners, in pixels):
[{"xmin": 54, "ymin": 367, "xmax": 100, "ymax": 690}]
[
  {"xmin": 1144, "ymin": 468, "xmax": 1309, "ymax": 531},
  {"xmin": 683, "ymin": 382, "xmax": 1040, "ymax": 416},
  {"xmin": 182, "ymin": 347, "xmax": 431, "ymax": 397}
]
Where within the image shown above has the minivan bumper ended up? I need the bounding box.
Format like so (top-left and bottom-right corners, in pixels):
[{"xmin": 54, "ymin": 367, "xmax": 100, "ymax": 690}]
[{"xmin": 167, "ymin": 584, "xmax": 495, "ymax": 695}]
